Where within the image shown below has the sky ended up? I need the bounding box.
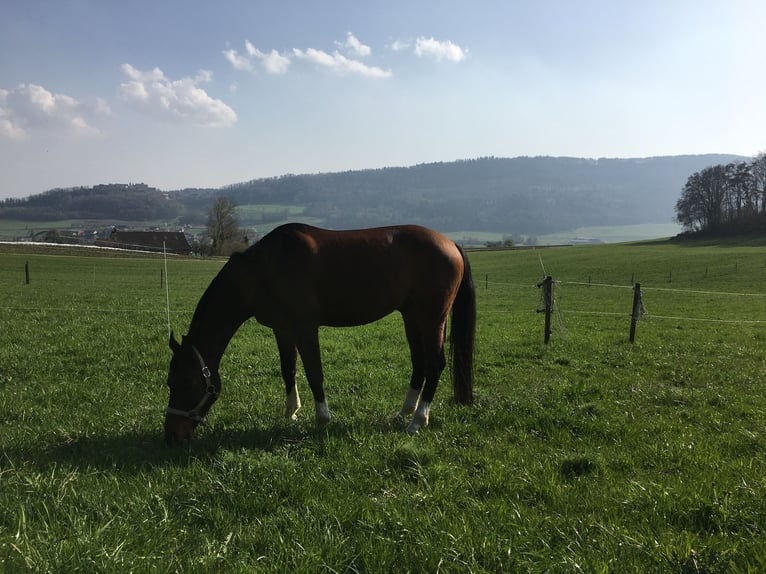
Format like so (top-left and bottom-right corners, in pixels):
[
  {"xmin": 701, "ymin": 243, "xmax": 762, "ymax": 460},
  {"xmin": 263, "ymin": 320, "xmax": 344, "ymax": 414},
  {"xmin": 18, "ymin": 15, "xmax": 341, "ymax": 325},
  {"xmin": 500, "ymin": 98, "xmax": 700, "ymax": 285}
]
[{"xmin": 1, "ymin": 0, "xmax": 764, "ymax": 199}]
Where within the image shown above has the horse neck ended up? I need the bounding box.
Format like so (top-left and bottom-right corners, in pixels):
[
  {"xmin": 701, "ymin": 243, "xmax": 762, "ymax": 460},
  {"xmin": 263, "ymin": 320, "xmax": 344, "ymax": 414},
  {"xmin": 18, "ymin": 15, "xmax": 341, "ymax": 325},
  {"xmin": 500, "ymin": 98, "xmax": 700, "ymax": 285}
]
[{"xmin": 186, "ymin": 268, "xmax": 250, "ymax": 369}]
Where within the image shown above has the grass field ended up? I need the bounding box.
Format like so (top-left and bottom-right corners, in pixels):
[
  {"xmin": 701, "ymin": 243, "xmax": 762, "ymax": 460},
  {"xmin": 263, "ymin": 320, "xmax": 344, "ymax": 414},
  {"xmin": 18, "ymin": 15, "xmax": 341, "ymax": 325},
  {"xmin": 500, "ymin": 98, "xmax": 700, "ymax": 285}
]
[
  {"xmin": 1, "ymin": 240, "xmax": 766, "ymax": 572},
  {"xmin": 0, "ymin": 219, "xmax": 183, "ymax": 242}
]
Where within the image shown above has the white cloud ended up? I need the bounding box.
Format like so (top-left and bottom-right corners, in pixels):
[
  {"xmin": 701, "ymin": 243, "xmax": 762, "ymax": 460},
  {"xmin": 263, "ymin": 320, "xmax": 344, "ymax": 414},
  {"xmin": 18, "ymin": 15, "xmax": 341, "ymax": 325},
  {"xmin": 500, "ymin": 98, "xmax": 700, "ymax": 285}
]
[
  {"xmin": 0, "ymin": 90, "xmax": 25, "ymax": 139},
  {"xmin": 414, "ymin": 37, "xmax": 467, "ymax": 62},
  {"xmin": 94, "ymin": 97, "xmax": 112, "ymax": 117},
  {"xmin": 246, "ymin": 42, "xmax": 291, "ymax": 75},
  {"xmin": 0, "ymin": 84, "xmax": 104, "ymax": 139},
  {"xmin": 225, "ymin": 34, "xmax": 389, "ymax": 79},
  {"xmin": 292, "ymin": 48, "xmax": 391, "ymax": 78},
  {"xmin": 337, "ymin": 32, "xmax": 371, "ymax": 57},
  {"xmin": 223, "ymin": 48, "xmax": 253, "ymax": 71},
  {"xmin": 119, "ymin": 64, "xmax": 237, "ymax": 128},
  {"xmin": 224, "ymin": 41, "xmax": 290, "ymax": 75},
  {"xmin": 389, "ymin": 39, "xmax": 411, "ymax": 52}
]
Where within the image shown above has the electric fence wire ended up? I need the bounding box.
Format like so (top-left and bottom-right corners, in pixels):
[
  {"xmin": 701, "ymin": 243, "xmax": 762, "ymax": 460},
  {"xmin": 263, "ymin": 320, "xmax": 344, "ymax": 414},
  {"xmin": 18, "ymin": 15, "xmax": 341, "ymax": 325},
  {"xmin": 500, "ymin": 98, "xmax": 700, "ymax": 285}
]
[{"xmin": 163, "ymin": 240, "xmax": 172, "ymax": 339}]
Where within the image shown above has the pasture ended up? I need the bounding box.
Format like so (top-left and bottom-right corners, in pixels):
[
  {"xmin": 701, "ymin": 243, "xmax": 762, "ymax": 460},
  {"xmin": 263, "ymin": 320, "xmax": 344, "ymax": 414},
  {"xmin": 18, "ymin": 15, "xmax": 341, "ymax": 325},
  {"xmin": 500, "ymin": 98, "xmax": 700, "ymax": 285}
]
[{"xmin": 1, "ymin": 240, "xmax": 766, "ymax": 572}]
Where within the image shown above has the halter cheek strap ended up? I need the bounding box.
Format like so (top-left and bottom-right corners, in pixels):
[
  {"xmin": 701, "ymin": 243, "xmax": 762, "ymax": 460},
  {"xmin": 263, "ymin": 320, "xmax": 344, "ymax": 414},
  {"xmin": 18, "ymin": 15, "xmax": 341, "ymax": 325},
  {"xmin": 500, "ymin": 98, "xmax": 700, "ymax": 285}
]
[{"xmin": 165, "ymin": 346, "xmax": 219, "ymax": 423}]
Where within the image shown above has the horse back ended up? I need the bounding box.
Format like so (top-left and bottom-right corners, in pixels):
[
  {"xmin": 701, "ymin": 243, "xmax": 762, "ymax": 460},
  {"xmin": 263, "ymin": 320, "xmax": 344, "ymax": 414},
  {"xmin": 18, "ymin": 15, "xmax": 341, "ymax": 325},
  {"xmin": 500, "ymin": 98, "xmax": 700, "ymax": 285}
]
[{"xmin": 247, "ymin": 224, "xmax": 464, "ymax": 328}]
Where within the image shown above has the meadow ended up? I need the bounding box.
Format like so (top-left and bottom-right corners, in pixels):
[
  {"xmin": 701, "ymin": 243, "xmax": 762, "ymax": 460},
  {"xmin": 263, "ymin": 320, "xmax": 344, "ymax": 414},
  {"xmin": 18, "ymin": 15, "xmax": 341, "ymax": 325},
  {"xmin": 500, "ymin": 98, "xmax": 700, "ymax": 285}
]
[{"xmin": 1, "ymin": 239, "xmax": 766, "ymax": 572}]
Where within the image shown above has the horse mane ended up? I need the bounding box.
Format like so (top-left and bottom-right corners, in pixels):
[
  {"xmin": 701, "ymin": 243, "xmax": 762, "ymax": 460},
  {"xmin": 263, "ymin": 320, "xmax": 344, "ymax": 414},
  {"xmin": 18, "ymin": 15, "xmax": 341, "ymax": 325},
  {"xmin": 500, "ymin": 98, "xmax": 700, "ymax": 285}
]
[{"xmin": 186, "ymin": 253, "xmax": 250, "ymax": 348}]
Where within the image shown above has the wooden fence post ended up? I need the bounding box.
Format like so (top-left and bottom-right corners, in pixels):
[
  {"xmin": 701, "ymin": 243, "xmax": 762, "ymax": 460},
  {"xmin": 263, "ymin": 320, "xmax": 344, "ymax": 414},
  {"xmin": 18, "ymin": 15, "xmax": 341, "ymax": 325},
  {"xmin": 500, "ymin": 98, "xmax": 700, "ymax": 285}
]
[
  {"xmin": 25, "ymin": 261, "xmax": 30, "ymax": 285},
  {"xmin": 629, "ymin": 282, "xmax": 642, "ymax": 343},
  {"xmin": 537, "ymin": 275, "xmax": 554, "ymax": 344}
]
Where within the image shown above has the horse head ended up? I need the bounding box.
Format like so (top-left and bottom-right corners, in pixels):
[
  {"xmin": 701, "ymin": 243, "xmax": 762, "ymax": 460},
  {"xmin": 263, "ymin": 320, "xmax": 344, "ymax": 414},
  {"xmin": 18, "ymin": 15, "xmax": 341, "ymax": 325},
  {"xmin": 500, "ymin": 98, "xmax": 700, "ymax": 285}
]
[{"xmin": 164, "ymin": 332, "xmax": 220, "ymax": 446}]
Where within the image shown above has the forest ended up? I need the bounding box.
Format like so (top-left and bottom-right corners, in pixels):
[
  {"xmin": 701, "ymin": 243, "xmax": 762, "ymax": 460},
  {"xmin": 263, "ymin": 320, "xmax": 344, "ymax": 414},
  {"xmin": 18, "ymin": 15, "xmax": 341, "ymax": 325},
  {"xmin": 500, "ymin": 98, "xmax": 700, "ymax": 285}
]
[
  {"xmin": 0, "ymin": 154, "xmax": 746, "ymax": 234},
  {"xmin": 0, "ymin": 183, "xmax": 180, "ymax": 222},
  {"xmin": 675, "ymin": 153, "xmax": 766, "ymax": 236}
]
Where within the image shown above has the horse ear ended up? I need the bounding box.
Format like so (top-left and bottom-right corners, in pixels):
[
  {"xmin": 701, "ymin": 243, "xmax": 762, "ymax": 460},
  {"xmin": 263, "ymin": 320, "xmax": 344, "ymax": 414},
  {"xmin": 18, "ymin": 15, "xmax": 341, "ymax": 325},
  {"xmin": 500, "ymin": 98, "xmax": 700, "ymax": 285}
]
[{"xmin": 169, "ymin": 331, "xmax": 182, "ymax": 354}]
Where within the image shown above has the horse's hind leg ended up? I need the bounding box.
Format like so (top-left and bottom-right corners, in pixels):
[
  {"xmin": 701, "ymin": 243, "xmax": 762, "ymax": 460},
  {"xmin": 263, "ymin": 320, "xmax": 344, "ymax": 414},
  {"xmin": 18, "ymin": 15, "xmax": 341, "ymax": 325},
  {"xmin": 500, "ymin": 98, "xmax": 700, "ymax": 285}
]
[
  {"xmin": 296, "ymin": 327, "xmax": 331, "ymax": 427},
  {"xmin": 274, "ymin": 330, "xmax": 301, "ymax": 420},
  {"xmin": 397, "ymin": 314, "xmax": 425, "ymax": 421},
  {"xmin": 407, "ymin": 320, "xmax": 447, "ymax": 435}
]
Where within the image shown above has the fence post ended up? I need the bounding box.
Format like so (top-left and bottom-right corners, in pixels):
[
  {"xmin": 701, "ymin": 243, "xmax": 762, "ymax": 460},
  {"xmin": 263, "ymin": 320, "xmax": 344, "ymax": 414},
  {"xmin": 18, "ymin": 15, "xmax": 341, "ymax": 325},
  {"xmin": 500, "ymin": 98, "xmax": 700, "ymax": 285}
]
[
  {"xmin": 25, "ymin": 261, "xmax": 30, "ymax": 285},
  {"xmin": 537, "ymin": 275, "xmax": 554, "ymax": 344},
  {"xmin": 629, "ymin": 282, "xmax": 642, "ymax": 343}
]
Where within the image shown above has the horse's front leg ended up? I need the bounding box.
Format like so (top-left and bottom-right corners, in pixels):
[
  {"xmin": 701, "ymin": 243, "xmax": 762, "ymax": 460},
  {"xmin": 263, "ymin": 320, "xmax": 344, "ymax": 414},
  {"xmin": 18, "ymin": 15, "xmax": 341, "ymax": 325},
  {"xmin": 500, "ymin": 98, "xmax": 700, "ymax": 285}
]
[
  {"xmin": 274, "ymin": 330, "xmax": 301, "ymax": 420},
  {"xmin": 296, "ymin": 327, "xmax": 331, "ymax": 427}
]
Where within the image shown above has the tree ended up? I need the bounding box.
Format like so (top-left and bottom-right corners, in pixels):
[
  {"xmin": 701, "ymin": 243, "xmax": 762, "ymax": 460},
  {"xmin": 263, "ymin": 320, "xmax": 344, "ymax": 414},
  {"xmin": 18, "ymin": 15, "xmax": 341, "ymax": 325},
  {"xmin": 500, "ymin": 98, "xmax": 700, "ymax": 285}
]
[
  {"xmin": 676, "ymin": 156, "xmax": 766, "ymax": 236},
  {"xmin": 676, "ymin": 166, "xmax": 725, "ymax": 231},
  {"xmin": 206, "ymin": 196, "xmax": 245, "ymax": 255},
  {"xmin": 752, "ymin": 152, "xmax": 766, "ymax": 214}
]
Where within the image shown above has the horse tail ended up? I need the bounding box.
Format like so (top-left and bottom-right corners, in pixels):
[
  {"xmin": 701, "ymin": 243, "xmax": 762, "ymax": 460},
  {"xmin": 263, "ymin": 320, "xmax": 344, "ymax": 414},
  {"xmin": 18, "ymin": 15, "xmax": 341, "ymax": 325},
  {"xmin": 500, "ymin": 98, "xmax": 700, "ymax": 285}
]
[{"xmin": 450, "ymin": 245, "xmax": 476, "ymax": 405}]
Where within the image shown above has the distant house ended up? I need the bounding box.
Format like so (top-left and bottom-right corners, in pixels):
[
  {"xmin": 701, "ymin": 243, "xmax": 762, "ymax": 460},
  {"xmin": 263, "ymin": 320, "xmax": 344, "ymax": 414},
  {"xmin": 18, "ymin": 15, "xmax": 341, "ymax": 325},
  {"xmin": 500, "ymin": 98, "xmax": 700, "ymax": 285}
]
[
  {"xmin": 96, "ymin": 230, "xmax": 191, "ymax": 255},
  {"xmin": 32, "ymin": 229, "xmax": 85, "ymax": 244}
]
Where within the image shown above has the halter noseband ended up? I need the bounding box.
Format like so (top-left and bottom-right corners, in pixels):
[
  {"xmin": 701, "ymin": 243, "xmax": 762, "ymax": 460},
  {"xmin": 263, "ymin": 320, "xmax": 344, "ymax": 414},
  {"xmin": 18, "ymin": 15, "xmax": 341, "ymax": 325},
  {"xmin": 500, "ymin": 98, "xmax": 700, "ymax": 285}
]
[{"xmin": 165, "ymin": 345, "xmax": 219, "ymax": 423}]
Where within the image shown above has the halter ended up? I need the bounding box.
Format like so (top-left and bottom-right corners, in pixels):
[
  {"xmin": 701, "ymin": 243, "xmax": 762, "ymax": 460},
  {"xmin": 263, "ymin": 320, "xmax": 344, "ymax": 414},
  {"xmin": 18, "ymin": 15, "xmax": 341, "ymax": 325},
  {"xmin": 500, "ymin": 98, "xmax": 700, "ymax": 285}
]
[{"xmin": 165, "ymin": 346, "xmax": 219, "ymax": 423}]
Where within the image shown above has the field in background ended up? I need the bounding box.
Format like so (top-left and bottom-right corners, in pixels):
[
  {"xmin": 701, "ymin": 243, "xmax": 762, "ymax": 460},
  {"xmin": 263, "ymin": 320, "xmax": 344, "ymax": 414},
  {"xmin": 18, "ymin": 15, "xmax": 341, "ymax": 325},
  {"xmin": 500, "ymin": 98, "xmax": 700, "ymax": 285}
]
[
  {"xmin": 1, "ymin": 208, "xmax": 683, "ymax": 246},
  {"xmin": 1, "ymin": 241, "xmax": 765, "ymax": 571},
  {"xmin": 537, "ymin": 222, "xmax": 684, "ymax": 244},
  {"xmin": 448, "ymin": 223, "xmax": 685, "ymax": 247},
  {"xmin": 0, "ymin": 218, "xmax": 179, "ymax": 241}
]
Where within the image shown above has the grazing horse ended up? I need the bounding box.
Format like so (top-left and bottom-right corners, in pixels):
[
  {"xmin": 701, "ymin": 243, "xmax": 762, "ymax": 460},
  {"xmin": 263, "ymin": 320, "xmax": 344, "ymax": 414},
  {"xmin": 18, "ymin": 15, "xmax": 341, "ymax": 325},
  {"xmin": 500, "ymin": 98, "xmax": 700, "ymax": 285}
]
[{"xmin": 164, "ymin": 223, "xmax": 475, "ymax": 444}]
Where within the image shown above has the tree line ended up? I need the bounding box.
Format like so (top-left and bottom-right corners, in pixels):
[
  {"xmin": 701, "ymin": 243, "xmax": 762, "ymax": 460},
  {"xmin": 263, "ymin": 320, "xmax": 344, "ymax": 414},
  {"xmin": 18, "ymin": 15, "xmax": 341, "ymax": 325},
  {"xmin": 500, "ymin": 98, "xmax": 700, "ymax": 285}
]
[
  {"xmin": 0, "ymin": 183, "xmax": 180, "ymax": 221},
  {"xmin": 211, "ymin": 155, "xmax": 745, "ymax": 233},
  {"xmin": 2, "ymin": 154, "xmax": 750, "ymax": 236},
  {"xmin": 675, "ymin": 153, "xmax": 766, "ymax": 235}
]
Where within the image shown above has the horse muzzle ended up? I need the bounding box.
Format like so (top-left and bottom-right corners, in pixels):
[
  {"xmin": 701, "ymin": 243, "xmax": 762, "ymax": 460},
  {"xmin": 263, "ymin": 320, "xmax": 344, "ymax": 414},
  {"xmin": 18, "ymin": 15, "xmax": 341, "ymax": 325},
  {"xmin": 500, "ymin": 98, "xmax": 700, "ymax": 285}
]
[{"xmin": 164, "ymin": 413, "xmax": 197, "ymax": 446}]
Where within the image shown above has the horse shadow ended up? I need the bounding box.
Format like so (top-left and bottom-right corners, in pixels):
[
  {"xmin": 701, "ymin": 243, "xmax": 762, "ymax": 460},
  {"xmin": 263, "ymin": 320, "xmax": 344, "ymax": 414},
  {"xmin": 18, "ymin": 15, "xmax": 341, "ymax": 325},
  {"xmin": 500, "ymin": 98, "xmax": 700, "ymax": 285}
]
[{"xmin": 4, "ymin": 415, "xmax": 411, "ymax": 474}]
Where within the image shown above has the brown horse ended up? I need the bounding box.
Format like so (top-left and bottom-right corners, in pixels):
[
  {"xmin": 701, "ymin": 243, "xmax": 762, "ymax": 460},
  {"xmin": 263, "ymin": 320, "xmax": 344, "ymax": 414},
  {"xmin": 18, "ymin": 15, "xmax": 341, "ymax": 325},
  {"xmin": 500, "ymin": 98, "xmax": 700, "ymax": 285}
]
[{"xmin": 164, "ymin": 223, "xmax": 475, "ymax": 445}]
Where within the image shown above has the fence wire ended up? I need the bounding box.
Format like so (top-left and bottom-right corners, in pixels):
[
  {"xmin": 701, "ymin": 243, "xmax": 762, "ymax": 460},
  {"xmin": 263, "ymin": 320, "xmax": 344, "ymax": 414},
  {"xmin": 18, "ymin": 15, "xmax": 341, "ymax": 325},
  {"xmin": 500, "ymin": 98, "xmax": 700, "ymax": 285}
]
[
  {"xmin": 4, "ymin": 274, "xmax": 766, "ymax": 326},
  {"xmin": 481, "ymin": 276, "xmax": 766, "ymax": 327}
]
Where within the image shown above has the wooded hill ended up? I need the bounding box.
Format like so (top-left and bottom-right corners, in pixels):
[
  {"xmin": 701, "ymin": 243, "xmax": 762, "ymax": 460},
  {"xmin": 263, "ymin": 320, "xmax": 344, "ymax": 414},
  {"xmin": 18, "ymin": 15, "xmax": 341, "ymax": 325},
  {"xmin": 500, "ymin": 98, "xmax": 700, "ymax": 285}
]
[{"xmin": 0, "ymin": 155, "xmax": 745, "ymax": 234}]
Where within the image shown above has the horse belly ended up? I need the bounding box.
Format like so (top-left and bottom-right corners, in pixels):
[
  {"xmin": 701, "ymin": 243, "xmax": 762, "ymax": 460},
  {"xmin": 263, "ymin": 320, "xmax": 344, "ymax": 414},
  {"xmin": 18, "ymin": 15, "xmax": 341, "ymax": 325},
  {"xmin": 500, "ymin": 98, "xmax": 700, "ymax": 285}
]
[{"xmin": 318, "ymin": 287, "xmax": 401, "ymax": 327}]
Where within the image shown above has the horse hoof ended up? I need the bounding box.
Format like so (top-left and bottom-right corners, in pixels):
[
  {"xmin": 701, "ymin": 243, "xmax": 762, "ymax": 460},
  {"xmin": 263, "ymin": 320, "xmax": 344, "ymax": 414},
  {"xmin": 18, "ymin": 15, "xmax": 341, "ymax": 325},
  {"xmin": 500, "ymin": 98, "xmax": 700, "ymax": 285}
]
[
  {"xmin": 285, "ymin": 407, "xmax": 301, "ymax": 420},
  {"xmin": 407, "ymin": 408, "xmax": 429, "ymax": 435},
  {"xmin": 316, "ymin": 415, "xmax": 331, "ymax": 428},
  {"xmin": 406, "ymin": 420, "xmax": 421, "ymax": 435},
  {"xmin": 315, "ymin": 401, "xmax": 331, "ymax": 427}
]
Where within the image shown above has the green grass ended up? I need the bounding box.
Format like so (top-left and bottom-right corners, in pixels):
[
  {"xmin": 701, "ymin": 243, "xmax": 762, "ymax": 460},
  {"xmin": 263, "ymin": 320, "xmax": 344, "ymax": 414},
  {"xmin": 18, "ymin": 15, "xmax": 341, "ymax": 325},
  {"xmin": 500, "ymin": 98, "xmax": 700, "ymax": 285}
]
[
  {"xmin": 447, "ymin": 223, "xmax": 684, "ymax": 246},
  {"xmin": 1, "ymin": 241, "xmax": 766, "ymax": 571},
  {"xmin": 537, "ymin": 223, "xmax": 684, "ymax": 244},
  {"xmin": 0, "ymin": 205, "xmax": 317, "ymax": 242},
  {"xmin": 0, "ymin": 219, "xmax": 184, "ymax": 241}
]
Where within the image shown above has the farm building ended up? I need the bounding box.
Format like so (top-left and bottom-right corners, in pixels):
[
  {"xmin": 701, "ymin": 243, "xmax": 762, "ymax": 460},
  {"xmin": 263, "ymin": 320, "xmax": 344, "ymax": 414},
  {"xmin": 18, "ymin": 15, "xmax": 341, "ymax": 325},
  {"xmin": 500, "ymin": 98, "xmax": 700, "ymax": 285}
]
[{"xmin": 96, "ymin": 230, "xmax": 191, "ymax": 255}]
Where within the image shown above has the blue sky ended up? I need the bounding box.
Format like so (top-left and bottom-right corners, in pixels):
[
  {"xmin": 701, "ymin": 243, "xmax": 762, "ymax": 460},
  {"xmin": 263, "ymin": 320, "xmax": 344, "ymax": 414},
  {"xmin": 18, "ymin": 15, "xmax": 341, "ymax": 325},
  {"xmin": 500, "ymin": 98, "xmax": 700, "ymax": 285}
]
[{"xmin": 1, "ymin": 0, "xmax": 764, "ymax": 198}]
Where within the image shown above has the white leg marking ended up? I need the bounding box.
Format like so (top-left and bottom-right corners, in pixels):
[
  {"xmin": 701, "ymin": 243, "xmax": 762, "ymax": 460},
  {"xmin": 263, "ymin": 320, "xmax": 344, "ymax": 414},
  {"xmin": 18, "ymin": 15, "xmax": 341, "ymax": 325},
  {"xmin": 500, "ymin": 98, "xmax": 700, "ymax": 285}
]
[
  {"xmin": 315, "ymin": 400, "xmax": 331, "ymax": 427},
  {"xmin": 407, "ymin": 401, "xmax": 431, "ymax": 435},
  {"xmin": 285, "ymin": 386, "xmax": 301, "ymax": 420},
  {"xmin": 396, "ymin": 386, "xmax": 421, "ymax": 420}
]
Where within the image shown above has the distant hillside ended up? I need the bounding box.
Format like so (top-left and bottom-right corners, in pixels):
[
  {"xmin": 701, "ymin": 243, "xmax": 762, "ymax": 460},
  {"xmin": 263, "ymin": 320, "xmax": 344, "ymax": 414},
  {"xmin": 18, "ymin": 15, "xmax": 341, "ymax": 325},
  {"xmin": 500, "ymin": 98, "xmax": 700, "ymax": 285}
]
[
  {"xmin": 0, "ymin": 155, "xmax": 746, "ymax": 234},
  {"xmin": 0, "ymin": 183, "xmax": 180, "ymax": 222}
]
